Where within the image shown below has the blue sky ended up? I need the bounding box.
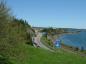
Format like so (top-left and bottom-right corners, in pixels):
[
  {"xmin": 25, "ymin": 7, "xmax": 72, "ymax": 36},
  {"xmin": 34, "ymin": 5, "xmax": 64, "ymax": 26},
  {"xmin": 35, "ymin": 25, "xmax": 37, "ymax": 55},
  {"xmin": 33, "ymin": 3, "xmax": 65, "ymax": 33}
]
[{"xmin": 7, "ymin": 0, "xmax": 86, "ymax": 29}]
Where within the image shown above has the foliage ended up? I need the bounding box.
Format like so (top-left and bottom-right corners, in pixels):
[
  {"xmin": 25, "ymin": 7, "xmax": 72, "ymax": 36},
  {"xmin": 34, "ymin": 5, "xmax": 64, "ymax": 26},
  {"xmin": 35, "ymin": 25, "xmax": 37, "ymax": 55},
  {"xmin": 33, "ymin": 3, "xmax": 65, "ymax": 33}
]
[
  {"xmin": 41, "ymin": 36, "xmax": 53, "ymax": 47},
  {"xmin": 0, "ymin": 1, "xmax": 86, "ymax": 64},
  {"xmin": 41, "ymin": 27, "xmax": 66, "ymax": 36},
  {"xmin": 0, "ymin": 55, "xmax": 12, "ymax": 64},
  {"xmin": 0, "ymin": 1, "xmax": 34, "ymax": 64}
]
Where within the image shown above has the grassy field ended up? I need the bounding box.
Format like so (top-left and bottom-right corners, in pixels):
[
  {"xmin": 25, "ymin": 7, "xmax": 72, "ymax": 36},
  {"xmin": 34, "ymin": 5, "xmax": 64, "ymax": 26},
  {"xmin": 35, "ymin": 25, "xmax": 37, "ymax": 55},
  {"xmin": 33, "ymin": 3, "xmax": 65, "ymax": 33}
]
[{"xmin": 7, "ymin": 44, "xmax": 86, "ymax": 64}]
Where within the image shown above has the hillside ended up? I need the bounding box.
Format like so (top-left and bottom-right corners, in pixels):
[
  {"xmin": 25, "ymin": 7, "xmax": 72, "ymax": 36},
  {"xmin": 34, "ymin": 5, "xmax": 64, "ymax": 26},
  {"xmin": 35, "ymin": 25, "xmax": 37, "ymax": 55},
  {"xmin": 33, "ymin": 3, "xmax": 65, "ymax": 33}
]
[
  {"xmin": 7, "ymin": 45, "xmax": 86, "ymax": 64},
  {"xmin": 0, "ymin": 1, "xmax": 34, "ymax": 64},
  {"xmin": 0, "ymin": 1, "xmax": 86, "ymax": 64}
]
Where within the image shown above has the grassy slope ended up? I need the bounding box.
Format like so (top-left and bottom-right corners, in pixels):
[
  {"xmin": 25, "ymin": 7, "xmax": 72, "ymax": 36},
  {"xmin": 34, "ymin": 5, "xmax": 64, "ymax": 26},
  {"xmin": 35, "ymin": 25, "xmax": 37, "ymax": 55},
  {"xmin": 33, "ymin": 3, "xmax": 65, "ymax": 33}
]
[
  {"xmin": 0, "ymin": 2, "xmax": 86, "ymax": 64},
  {"xmin": 9, "ymin": 44, "xmax": 86, "ymax": 64}
]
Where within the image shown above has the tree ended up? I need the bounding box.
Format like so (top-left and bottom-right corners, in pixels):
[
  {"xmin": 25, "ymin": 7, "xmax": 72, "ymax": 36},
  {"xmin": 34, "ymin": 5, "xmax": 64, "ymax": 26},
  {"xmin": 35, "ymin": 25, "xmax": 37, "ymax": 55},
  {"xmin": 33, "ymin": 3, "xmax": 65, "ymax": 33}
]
[
  {"xmin": 0, "ymin": 0, "xmax": 11, "ymax": 23},
  {"xmin": 0, "ymin": 0, "xmax": 11, "ymax": 37},
  {"xmin": 74, "ymin": 47, "xmax": 79, "ymax": 51}
]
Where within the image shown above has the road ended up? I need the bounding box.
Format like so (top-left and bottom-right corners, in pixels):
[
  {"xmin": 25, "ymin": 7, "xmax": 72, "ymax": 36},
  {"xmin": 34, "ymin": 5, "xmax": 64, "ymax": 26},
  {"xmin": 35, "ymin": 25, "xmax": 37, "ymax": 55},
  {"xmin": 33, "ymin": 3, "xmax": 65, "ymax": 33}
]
[{"xmin": 33, "ymin": 32, "xmax": 54, "ymax": 52}]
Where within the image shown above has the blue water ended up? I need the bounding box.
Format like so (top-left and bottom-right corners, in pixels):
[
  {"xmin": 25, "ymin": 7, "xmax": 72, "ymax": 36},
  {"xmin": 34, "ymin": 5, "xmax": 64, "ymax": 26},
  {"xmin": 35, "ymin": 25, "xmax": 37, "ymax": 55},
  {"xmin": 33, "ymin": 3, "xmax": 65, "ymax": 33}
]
[{"xmin": 58, "ymin": 31, "xmax": 86, "ymax": 50}]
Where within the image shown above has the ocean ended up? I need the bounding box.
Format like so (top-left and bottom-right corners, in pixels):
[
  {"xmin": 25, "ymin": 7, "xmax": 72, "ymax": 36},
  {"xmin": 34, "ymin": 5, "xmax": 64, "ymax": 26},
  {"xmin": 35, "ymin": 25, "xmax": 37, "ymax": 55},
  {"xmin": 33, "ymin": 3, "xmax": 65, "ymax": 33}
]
[{"xmin": 58, "ymin": 31, "xmax": 86, "ymax": 50}]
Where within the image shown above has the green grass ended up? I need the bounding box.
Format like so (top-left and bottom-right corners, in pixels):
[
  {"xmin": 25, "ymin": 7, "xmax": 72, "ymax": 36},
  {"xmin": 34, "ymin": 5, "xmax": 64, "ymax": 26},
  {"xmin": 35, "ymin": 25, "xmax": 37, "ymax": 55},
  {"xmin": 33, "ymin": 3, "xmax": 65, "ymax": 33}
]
[
  {"xmin": 0, "ymin": 1, "xmax": 86, "ymax": 64},
  {"xmin": 7, "ymin": 44, "xmax": 86, "ymax": 64}
]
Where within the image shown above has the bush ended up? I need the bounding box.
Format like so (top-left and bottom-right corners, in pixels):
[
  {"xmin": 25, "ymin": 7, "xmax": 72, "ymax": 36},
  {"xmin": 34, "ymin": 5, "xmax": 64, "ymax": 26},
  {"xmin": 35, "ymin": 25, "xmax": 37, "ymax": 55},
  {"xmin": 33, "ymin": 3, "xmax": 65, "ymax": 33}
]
[
  {"xmin": 0, "ymin": 55, "xmax": 12, "ymax": 64},
  {"xmin": 74, "ymin": 47, "xmax": 79, "ymax": 51}
]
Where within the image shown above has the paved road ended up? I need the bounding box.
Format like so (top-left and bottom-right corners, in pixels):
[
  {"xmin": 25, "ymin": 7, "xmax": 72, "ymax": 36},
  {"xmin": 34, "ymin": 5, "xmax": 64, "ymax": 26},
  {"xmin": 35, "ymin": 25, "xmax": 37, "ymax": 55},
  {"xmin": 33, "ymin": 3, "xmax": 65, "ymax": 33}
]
[{"xmin": 33, "ymin": 32, "xmax": 54, "ymax": 52}]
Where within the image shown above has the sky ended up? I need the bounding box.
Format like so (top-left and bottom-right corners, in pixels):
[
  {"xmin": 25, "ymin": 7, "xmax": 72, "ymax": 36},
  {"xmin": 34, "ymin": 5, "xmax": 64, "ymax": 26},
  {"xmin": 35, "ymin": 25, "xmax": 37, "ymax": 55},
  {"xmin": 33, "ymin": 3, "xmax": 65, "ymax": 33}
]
[{"xmin": 7, "ymin": 0, "xmax": 86, "ymax": 29}]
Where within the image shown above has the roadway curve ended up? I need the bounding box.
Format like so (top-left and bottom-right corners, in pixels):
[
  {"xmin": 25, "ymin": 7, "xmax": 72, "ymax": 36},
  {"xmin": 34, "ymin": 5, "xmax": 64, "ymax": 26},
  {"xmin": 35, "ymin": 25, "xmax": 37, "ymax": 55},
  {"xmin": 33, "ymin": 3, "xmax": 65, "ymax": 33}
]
[{"xmin": 34, "ymin": 32, "xmax": 54, "ymax": 52}]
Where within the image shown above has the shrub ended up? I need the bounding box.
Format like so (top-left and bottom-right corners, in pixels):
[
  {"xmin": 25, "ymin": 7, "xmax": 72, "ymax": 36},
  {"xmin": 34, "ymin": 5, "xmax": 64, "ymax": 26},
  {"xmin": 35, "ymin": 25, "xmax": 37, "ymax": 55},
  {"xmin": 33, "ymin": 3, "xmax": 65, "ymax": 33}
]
[{"xmin": 0, "ymin": 55, "xmax": 12, "ymax": 64}]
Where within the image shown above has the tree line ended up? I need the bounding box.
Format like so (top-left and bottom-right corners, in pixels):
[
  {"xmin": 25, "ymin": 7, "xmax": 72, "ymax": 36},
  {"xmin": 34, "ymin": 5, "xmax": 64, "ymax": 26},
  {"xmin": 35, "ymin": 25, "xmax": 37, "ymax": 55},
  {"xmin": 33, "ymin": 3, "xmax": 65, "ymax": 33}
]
[{"xmin": 0, "ymin": 1, "xmax": 34, "ymax": 64}]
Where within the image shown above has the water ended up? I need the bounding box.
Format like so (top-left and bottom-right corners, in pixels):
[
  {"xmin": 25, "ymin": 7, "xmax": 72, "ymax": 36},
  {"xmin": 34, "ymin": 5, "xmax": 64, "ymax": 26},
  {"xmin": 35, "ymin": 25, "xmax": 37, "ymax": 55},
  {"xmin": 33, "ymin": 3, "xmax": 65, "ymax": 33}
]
[{"xmin": 58, "ymin": 31, "xmax": 86, "ymax": 50}]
